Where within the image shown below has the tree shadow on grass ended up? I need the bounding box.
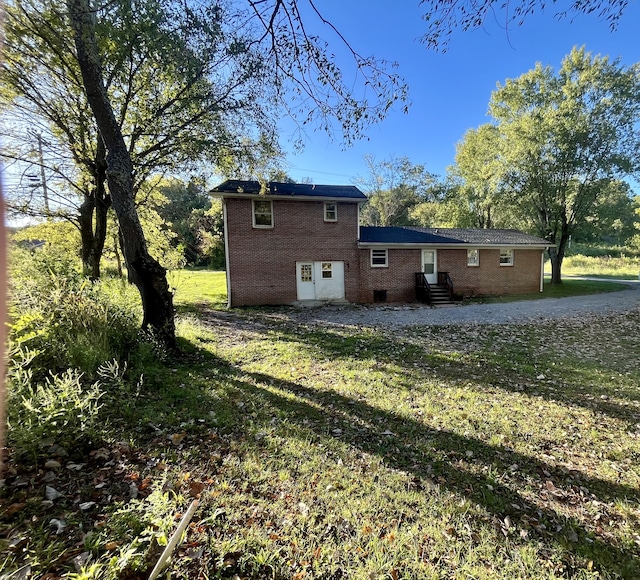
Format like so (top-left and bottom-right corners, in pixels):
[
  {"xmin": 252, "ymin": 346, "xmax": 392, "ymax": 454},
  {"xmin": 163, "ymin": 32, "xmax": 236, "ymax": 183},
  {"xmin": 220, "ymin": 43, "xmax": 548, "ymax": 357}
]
[
  {"xmin": 229, "ymin": 367, "xmax": 640, "ymax": 577},
  {"xmin": 251, "ymin": 320, "xmax": 640, "ymax": 426}
]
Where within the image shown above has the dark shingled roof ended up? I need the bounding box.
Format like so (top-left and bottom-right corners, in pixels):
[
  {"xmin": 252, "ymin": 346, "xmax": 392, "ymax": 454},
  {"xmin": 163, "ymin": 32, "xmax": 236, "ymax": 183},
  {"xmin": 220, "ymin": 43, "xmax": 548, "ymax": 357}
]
[
  {"xmin": 359, "ymin": 226, "xmax": 462, "ymax": 244},
  {"xmin": 360, "ymin": 226, "xmax": 549, "ymax": 246},
  {"xmin": 211, "ymin": 180, "xmax": 366, "ymax": 200}
]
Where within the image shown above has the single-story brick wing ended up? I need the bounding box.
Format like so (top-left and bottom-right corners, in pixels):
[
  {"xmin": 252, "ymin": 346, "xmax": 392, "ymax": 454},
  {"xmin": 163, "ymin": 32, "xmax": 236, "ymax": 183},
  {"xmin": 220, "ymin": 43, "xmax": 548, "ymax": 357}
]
[{"xmin": 211, "ymin": 180, "xmax": 550, "ymax": 307}]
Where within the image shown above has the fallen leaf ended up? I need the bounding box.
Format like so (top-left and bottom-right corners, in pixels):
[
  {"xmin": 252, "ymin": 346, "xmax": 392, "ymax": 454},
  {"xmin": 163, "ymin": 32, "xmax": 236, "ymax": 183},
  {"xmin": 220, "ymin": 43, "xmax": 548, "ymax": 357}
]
[
  {"xmin": 50, "ymin": 518, "xmax": 66, "ymax": 534},
  {"xmin": 171, "ymin": 432, "xmax": 187, "ymax": 445},
  {"xmin": 188, "ymin": 481, "xmax": 205, "ymax": 497},
  {"xmin": 45, "ymin": 486, "xmax": 63, "ymax": 501},
  {"xmin": 5, "ymin": 503, "xmax": 26, "ymax": 517}
]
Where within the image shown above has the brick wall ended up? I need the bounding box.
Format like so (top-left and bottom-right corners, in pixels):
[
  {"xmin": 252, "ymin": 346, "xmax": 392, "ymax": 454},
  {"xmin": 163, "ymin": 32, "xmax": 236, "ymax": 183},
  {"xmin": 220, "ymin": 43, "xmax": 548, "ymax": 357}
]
[
  {"xmin": 358, "ymin": 249, "xmax": 421, "ymax": 303},
  {"xmin": 225, "ymin": 198, "xmax": 361, "ymax": 306},
  {"xmin": 356, "ymin": 247, "xmax": 543, "ymax": 303},
  {"xmin": 439, "ymin": 248, "xmax": 543, "ymax": 296}
]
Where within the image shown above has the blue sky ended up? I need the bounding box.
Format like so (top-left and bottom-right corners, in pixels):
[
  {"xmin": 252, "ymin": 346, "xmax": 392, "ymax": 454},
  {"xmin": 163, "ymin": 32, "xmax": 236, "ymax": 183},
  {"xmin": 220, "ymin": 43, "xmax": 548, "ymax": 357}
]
[{"xmin": 279, "ymin": 1, "xmax": 640, "ymax": 186}]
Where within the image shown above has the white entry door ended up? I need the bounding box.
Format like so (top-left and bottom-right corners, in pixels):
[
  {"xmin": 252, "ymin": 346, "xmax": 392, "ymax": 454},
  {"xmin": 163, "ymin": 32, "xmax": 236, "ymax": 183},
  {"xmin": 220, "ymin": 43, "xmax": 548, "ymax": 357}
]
[
  {"xmin": 296, "ymin": 261, "xmax": 345, "ymax": 301},
  {"xmin": 296, "ymin": 262, "xmax": 316, "ymax": 300},
  {"xmin": 422, "ymin": 250, "xmax": 437, "ymax": 284}
]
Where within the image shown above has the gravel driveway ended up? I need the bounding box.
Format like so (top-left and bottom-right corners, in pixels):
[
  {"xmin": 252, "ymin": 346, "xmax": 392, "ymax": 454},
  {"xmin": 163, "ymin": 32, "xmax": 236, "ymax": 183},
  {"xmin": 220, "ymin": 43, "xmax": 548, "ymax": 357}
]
[{"xmin": 240, "ymin": 279, "xmax": 640, "ymax": 329}]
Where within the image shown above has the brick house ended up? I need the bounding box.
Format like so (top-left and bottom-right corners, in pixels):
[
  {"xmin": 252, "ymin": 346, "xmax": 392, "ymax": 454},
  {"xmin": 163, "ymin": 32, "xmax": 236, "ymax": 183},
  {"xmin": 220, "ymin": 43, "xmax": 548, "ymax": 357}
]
[{"xmin": 211, "ymin": 180, "xmax": 550, "ymax": 307}]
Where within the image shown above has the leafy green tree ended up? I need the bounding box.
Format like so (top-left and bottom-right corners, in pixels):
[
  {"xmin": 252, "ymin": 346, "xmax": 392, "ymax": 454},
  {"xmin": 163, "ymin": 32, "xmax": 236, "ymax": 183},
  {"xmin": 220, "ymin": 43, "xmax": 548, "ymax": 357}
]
[
  {"xmin": 155, "ymin": 178, "xmax": 225, "ymax": 267},
  {"xmin": 574, "ymin": 181, "xmax": 637, "ymax": 245},
  {"xmin": 450, "ymin": 124, "xmax": 517, "ymax": 229},
  {"xmin": 2, "ymin": 0, "xmax": 277, "ymax": 279},
  {"xmin": 357, "ymin": 155, "xmax": 439, "ymax": 226},
  {"xmin": 488, "ymin": 47, "xmax": 640, "ymax": 283},
  {"xmin": 12, "ymin": 221, "xmax": 80, "ymax": 259}
]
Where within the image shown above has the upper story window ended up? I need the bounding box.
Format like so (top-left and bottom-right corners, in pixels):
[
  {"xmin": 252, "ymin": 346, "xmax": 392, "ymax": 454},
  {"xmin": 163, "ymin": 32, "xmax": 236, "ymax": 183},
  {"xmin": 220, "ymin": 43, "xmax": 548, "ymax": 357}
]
[
  {"xmin": 324, "ymin": 202, "xmax": 337, "ymax": 222},
  {"xmin": 467, "ymin": 249, "xmax": 479, "ymax": 267},
  {"xmin": 252, "ymin": 199, "xmax": 273, "ymax": 228},
  {"xmin": 500, "ymin": 248, "xmax": 514, "ymax": 266},
  {"xmin": 370, "ymin": 249, "xmax": 388, "ymax": 267}
]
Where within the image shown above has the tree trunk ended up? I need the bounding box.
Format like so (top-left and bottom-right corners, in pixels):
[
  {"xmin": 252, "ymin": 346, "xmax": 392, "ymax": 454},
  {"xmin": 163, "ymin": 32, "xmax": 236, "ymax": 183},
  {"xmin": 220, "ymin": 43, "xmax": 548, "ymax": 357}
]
[
  {"xmin": 547, "ymin": 220, "xmax": 570, "ymax": 285},
  {"xmin": 67, "ymin": 0, "xmax": 175, "ymax": 348},
  {"xmin": 78, "ymin": 191, "xmax": 95, "ymax": 276},
  {"xmin": 114, "ymin": 233, "xmax": 123, "ymax": 279},
  {"xmin": 79, "ymin": 136, "xmax": 110, "ymax": 279},
  {"xmin": 90, "ymin": 138, "xmax": 110, "ymax": 280}
]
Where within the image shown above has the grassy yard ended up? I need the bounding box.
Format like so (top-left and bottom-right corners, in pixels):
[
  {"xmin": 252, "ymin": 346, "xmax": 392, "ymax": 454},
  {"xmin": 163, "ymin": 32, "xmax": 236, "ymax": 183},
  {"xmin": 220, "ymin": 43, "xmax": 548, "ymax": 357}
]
[
  {"xmin": 168, "ymin": 269, "xmax": 227, "ymax": 311},
  {"xmin": 470, "ymin": 277, "xmax": 630, "ymax": 304},
  {"xmin": 546, "ymin": 254, "xmax": 640, "ymax": 280},
  {"xmin": 3, "ymin": 270, "xmax": 640, "ymax": 578}
]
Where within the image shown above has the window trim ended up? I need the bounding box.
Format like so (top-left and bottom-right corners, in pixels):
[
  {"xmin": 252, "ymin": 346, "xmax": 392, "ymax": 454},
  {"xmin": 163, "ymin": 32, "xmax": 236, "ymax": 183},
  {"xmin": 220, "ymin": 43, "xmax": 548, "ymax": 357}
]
[
  {"xmin": 499, "ymin": 248, "xmax": 514, "ymax": 266},
  {"xmin": 324, "ymin": 202, "xmax": 337, "ymax": 222},
  {"xmin": 467, "ymin": 248, "xmax": 479, "ymax": 267},
  {"xmin": 370, "ymin": 248, "xmax": 389, "ymax": 268},
  {"xmin": 252, "ymin": 199, "xmax": 273, "ymax": 229},
  {"xmin": 321, "ymin": 262, "xmax": 333, "ymax": 279}
]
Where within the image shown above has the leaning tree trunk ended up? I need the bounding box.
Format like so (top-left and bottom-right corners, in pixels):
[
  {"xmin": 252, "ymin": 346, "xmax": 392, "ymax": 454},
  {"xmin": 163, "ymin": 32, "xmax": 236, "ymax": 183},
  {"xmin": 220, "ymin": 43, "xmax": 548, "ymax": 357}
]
[{"xmin": 67, "ymin": 0, "xmax": 175, "ymax": 348}]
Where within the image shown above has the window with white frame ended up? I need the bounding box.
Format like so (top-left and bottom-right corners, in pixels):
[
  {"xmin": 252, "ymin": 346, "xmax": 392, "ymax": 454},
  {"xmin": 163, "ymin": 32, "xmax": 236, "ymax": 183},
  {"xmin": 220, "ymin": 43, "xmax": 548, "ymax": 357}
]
[
  {"xmin": 370, "ymin": 249, "xmax": 388, "ymax": 267},
  {"xmin": 252, "ymin": 199, "xmax": 273, "ymax": 228},
  {"xmin": 467, "ymin": 249, "xmax": 479, "ymax": 267},
  {"xmin": 324, "ymin": 202, "xmax": 337, "ymax": 222},
  {"xmin": 321, "ymin": 262, "xmax": 333, "ymax": 279},
  {"xmin": 499, "ymin": 248, "xmax": 514, "ymax": 266}
]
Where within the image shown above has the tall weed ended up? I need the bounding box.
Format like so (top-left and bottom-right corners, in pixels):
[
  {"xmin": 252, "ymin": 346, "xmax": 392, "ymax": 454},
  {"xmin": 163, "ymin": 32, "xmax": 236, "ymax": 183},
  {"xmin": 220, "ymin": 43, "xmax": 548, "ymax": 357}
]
[
  {"xmin": 8, "ymin": 246, "xmax": 142, "ymax": 378},
  {"xmin": 6, "ymin": 246, "xmax": 150, "ymax": 459},
  {"xmin": 6, "ymin": 347, "xmax": 104, "ymax": 459}
]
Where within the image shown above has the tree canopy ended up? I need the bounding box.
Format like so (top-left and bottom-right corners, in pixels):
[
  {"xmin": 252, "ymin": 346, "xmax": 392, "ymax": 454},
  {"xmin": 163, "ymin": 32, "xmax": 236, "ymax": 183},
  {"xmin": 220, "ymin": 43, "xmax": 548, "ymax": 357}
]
[
  {"xmin": 357, "ymin": 155, "xmax": 440, "ymax": 226},
  {"xmin": 475, "ymin": 46, "xmax": 640, "ymax": 283}
]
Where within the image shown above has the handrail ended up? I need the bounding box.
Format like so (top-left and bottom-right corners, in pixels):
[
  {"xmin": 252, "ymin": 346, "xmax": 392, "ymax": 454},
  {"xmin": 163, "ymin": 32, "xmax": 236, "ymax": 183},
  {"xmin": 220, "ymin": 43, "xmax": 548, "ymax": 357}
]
[
  {"xmin": 438, "ymin": 271, "xmax": 454, "ymax": 301},
  {"xmin": 415, "ymin": 272, "xmax": 431, "ymax": 304}
]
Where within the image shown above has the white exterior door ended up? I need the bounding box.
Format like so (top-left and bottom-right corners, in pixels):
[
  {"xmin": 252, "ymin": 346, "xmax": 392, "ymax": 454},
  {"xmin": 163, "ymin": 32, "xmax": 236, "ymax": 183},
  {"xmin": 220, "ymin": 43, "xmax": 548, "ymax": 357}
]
[
  {"xmin": 296, "ymin": 262, "xmax": 316, "ymax": 300},
  {"xmin": 296, "ymin": 261, "xmax": 345, "ymax": 301},
  {"xmin": 422, "ymin": 250, "xmax": 437, "ymax": 284},
  {"xmin": 314, "ymin": 261, "xmax": 345, "ymax": 300}
]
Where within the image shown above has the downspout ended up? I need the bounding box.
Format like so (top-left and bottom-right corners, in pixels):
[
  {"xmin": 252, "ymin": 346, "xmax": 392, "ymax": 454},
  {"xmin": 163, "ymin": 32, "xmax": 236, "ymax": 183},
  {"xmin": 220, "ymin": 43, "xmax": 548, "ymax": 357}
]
[
  {"xmin": 540, "ymin": 250, "xmax": 544, "ymax": 293},
  {"xmin": 223, "ymin": 199, "xmax": 232, "ymax": 308}
]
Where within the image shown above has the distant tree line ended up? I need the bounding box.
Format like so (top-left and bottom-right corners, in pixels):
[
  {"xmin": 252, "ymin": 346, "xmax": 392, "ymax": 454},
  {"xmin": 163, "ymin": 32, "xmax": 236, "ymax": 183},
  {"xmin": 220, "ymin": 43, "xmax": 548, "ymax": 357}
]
[{"xmin": 359, "ymin": 47, "xmax": 640, "ymax": 283}]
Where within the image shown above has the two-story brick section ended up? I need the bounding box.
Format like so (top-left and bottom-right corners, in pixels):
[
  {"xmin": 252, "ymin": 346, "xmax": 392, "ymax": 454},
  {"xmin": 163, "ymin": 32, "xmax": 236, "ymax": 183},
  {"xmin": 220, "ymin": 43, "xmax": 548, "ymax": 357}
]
[{"xmin": 211, "ymin": 180, "xmax": 550, "ymax": 307}]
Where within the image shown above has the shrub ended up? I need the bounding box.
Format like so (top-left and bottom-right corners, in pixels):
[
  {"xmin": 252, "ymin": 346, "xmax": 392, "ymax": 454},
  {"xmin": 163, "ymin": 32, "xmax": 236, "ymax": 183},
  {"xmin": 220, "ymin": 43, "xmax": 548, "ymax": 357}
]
[{"xmin": 8, "ymin": 246, "xmax": 142, "ymax": 379}]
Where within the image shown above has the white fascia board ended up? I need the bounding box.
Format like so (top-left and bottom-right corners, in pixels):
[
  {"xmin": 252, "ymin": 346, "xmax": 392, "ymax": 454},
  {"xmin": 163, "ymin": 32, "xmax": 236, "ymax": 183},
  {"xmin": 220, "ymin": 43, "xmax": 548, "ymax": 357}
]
[{"xmin": 358, "ymin": 242, "xmax": 551, "ymax": 250}]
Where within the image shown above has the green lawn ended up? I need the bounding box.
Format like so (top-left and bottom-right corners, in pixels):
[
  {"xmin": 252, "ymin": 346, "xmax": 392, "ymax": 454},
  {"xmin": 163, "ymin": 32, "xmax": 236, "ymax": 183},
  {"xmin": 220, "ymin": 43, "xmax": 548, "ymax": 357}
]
[
  {"xmin": 168, "ymin": 269, "xmax": 227, "ymax": 310},
  {"xmin": 470, "ymin": 277, "xmax": 630, "ymax": 304},
  {"xmin": 128, "ymin": 309, "xmax": 640, "ymax": 577},
  {"xmin": 4, "ymin": 270, "xmax": 639, "ymax": 579},
  {"xmin": 546, "ymin": 254, "xmax": 640, "ymax": 280}
]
